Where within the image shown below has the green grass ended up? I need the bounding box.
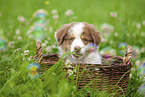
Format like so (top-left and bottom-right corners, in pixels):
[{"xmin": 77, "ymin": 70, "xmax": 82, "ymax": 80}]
[{"xmin": 0, "ymin": 0, "xmax": 145, "ymax": 96}]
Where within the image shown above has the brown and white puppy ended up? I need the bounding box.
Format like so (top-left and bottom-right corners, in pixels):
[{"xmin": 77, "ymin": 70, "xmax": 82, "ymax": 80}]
[{"xmin": 55, "ymin": 22, "xmax": 102, "ymax": 64}]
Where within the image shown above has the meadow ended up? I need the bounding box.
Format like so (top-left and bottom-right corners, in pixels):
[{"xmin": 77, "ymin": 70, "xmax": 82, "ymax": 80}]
[{"xmin": 0, "ymin": 0, "xmax": 145, "ymax": 96}]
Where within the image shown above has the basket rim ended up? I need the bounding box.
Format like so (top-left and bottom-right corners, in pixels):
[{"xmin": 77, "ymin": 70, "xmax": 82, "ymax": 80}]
[{"xmin": 36, "ymin": 53, "xmax": 132, "ymax": 69}]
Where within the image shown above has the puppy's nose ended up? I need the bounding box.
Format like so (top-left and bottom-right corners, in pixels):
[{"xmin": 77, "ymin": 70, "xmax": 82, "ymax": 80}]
[{"xmin": 74, "ymin": 46, "xmax": 81, "ymax": 52}]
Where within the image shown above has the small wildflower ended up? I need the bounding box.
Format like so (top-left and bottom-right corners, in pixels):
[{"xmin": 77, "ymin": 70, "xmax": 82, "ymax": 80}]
[
  {"xmin": 114, "ymin": 32, "xmax": 118, "ymax": 37},
  {"xmin": 8, "ymin": 68, "xmax": 11, "ymax": 71},
  {"xmin": 52, "ymin": 72, "xmax": 56, "ymax": 75},
  {"xmin": 49, "ymin": 27, "xmax": 53, "ymax": 32},
  {"xmin": 45, "ymin": 1, "xmax": 50, "ymax": 5},
  {"xmin": 25, "ymin": 53, "xmax": 28, "ymax": 56},
  {"xmin": 14, "ymin": 48, "xmax": 21, "ymax": 52},
  {"xmin": 53, "ymin": 15, "xmax": 59, "ymax": 20},
  {"xmin": 65, "ymin": 60, "xmax": 72, "ymax": 68},
  {"xmin": 136, "ymin": 23, "xmax": 141, "ymax": 29},
  {"xmin": 67, "ymin": 69, "xmax": 73, "ymax": 76},
  {"xmin": 17, "ymin": 16, "xmax": 25, "ymax": 23},
  {"xmin": 65, "ymin": 9, "xmax": 74, "ymax": 16},
  {"xmin": 52, "ymin": 44, "xmax": 56, "ymax": 48},
  {"xmin": 101, "ymin": 38, "xmax": 107, "ymax": 43},
  {"xmin": 129, "ymin": 74, "xmax": 132, "ymax": 78},
  {"xmin": 44, "ymin": 40, "xmax": 48, "ymax": 44},
  {"xmin": 142, "ymin": 20, "xmax": 145, "ymax": 26},
  {"xmin": 100, "ymin": 23, "xmax": 114, "ymax": 33},
  {"xmin": 30, "ymin": 56, "xmax": 33, "ymax": 58},
  {"xmin": 17, "ymin": 36, "xmax": 22, "ymax": 40},
  {"xmin": 135, "ymin": 60, "xmax": 141, "ymax": 67},
  {"xmin": 15, "ymin": 29, "xmax": 20, "ymax": 34},
  {"xmin": 8, "ymin": 41, "xmax": 15, "ymax": 48},
  {"xmin": 52, "ymin": 9, "xmax": 57, "ymax": 15},
  {"xmin": 28, "ymin": 57, "xmax": 31, "ymax": 61},
  {"xmin": 42, "ymin": 43, "xmax": 47, "ymax": 47},
  {"xmin": 24, "ymin": 50, "xmax": 29, "ymax": 53},
  {"xmin": 110, "ymin": 12, "xmax": 117, "ymax": 17},
  {"xmin": 45, "ymin": 46, "xmax": 52, "ymax": 53},
  {"xmin": 23, "ymin": 58, "xmax": 25, "ymax": 60}
]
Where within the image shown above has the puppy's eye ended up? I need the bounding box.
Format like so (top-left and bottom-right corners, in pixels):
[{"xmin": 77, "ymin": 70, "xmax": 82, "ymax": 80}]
[
  {"xmin": 83, "ymin": 38, "xmax": 87, "ymax": 41},
  {"xmin": 69, "ymin": 38, "xmax": 74, "ymax": 40}
]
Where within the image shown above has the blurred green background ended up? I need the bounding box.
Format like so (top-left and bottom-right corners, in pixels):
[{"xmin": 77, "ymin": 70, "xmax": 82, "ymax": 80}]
[{"xmin": 0, "ymin": 0, "xmax": 145, "ymax": 96}]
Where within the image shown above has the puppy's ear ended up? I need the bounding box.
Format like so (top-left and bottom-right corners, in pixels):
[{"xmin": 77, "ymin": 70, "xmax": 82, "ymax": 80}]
[
  {"xmin": 84, "ymin": 22, "xmax": 101, "ymax": 45},
  {"xmin": 90, "ymin": 28, "xmax": 101, "ymax": 45},
  {"xmin": 55, "ymin": 24, "xmax": 70, "ymax": 46}
]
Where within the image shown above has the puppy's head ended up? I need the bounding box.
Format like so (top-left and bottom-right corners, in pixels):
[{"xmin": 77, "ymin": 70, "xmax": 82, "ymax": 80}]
[{"xmin": 55, "ymin": 22, "xmax": 101, "ymax": 59}]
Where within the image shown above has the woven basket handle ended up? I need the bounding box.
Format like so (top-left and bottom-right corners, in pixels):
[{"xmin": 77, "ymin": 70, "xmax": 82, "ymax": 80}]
[
  {"xmin": 123, "ymin": 45, "xmax": 132, "ymax": 64},
  {"xmin": 35, "ymin": 41, "xmax": 43, "ymax": 63}
]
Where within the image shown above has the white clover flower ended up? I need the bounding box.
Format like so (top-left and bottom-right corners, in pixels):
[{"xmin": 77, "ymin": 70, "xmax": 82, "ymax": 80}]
[
  {"xmin": 24, "ymin": 50, "xmax": 29, "ymax": 53},
  {"xmin": 110, "ymin": 12, "xmax": 117, "ymax": 17},
  {"xmin": 15, "ymin": 48, "xmax": 21, "ymax": 52},
  {"xmin": 17, "ymin": 36, "xmax": 22, "ymax": 40},
  {"xmin": 65, "ymin": 9, "xmax": 74, "ymax": 16},
  {"xmin": 135, "ymin": 60, "xmax": 140, "ymax": 66},
  {"xmin": 45, "ymin": 46, "xmax": 52, "ymax": 53},
  {"xmin": 109, "ymin": 40, "xmax": 113, "ymax": 44},
  {"xmin": 114, "ymin": 32, "xmax": 118, "ymax": 36},
  {"xmin": 44, "ymin": 40, "xmax": 48, "ymax": 44},
  {"xmin": 53, "ymin": 15, "xmax": 59, "ymax": 20},
  {"xmin": 52, "ymin": 44, "xmax": 56, "ymax": 48},
  {"xmin": 28, "ymin": 57, "xmax": 31, "ymax": 61},
  {"xmin": 25, "ymin": 53, "xmax": 28, "ymax": 56},
  {"xmin": 17, "ymin": 16, "xmax": 25, "ymax": 23},
  {"xmin": 136, "ymin": 23, "xmax": 141, "ymax": 29},
  {"xmin": 129, "ymin": 74, "xmax": 132, "ymax": 78},
  {"xmin": 101, "ymin": 37, "xmax": 107, "ymax": 42},
  {"xmin": 65, "ymin": 60, "xmax": 72, "ymax": 68},
  {"xmin": 49, "ymin": 27, "xmax": 53, "ymax": 32},
  {"xmin": 67, "ymin": 69, "xmax": 73, "ymax": 76},
  {"xmin": 42, "ymin": 43, "xmax": 47, "ymax": 47},
  {"xmin": 52, "ymin": 9, "xmax": 58, "ymax": 15},
  {"xmin": 8, "ymin": 41, "xmax": 15, "ymax": 48},
  {"xmin": 52, "ymin": 72, "xmax": 56, "ymax": 75},
  {"xmin": 15, "ymin": 29, "xmax": 20, "ymax": 34},
  {"xmin": 142, "ymin": 20, "xmax": 145, "ymax": 26},
  {"xmin": 100, "ymin": 23, "xmax": 114, "ymax": 33}
]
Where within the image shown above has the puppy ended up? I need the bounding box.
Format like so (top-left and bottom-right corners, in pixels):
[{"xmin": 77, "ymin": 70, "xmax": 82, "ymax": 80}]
[{"xmin": 55, "ymin": 22, "xmax": 102, "ymax": 64}]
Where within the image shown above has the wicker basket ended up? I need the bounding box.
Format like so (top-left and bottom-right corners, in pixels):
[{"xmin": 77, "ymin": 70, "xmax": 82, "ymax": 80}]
[{"xmin": 34, "ymin": 41, "xmax": 132, "ymax": 96}]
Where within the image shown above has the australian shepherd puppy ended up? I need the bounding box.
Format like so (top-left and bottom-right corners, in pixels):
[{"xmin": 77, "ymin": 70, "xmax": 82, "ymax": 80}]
[{"xmin": 55, "ymin": 22, "xmax": 102, "ymax": 64}]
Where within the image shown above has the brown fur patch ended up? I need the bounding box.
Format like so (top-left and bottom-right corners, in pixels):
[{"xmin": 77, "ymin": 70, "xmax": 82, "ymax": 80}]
[
  {"xmin": 82, "ymin": 22, "xmax": 101, "ymax": 45},
  {"xmin": 55, "ymin": 22, "xmax": 79, "ymax": 51}
]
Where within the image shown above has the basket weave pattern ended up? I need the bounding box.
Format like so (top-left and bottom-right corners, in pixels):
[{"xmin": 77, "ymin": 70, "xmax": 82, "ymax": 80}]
[{"xmin": 35, "ymin": 41, "xmax": 132, "ymax": 95}]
